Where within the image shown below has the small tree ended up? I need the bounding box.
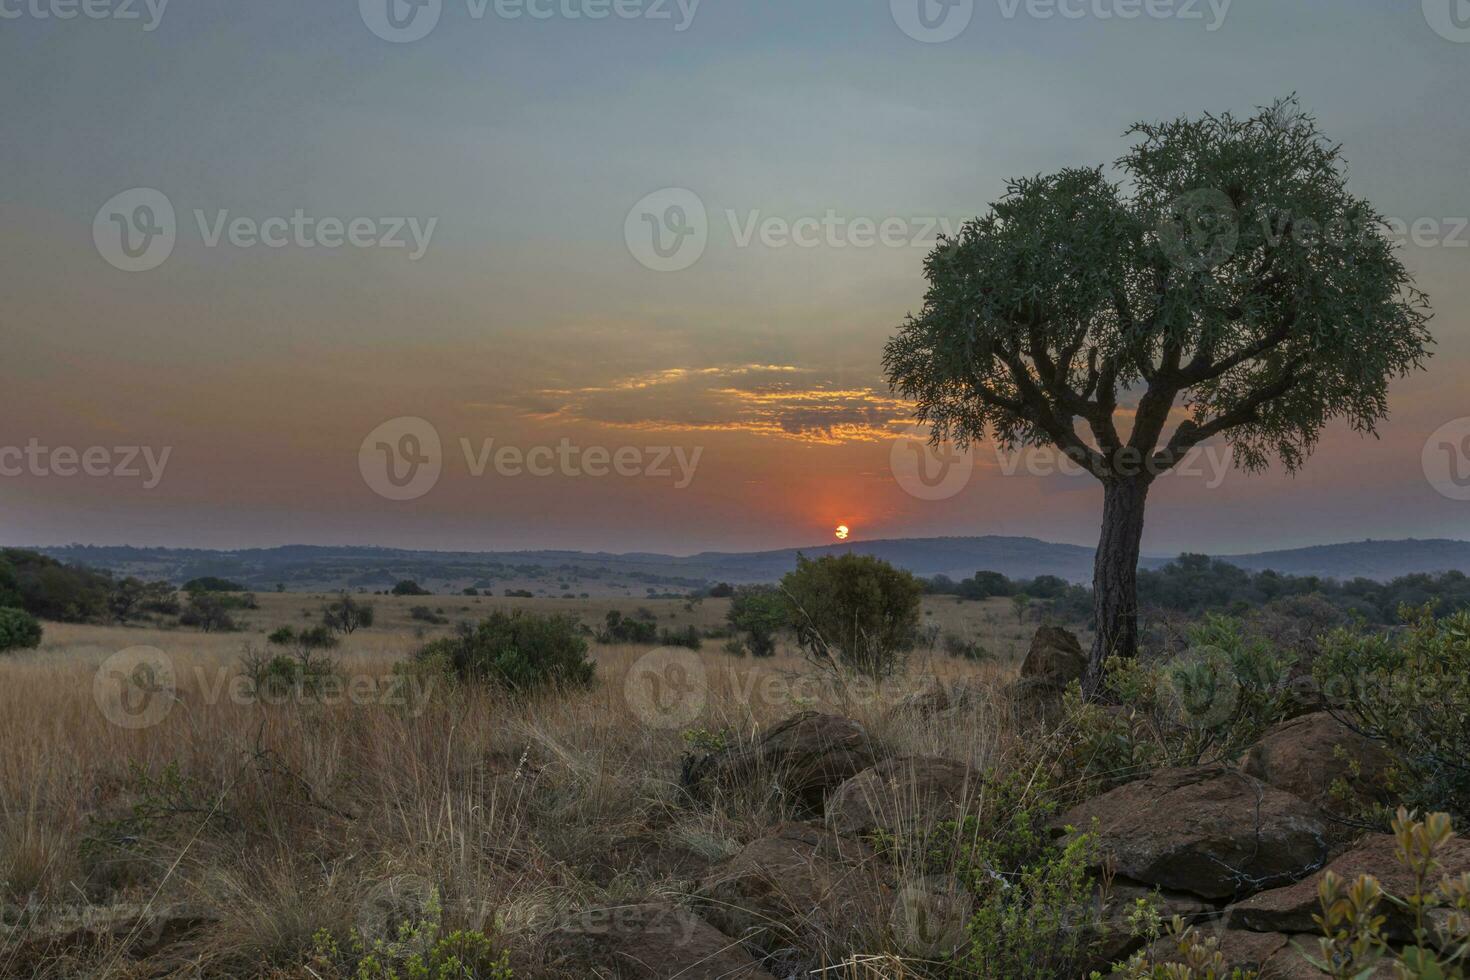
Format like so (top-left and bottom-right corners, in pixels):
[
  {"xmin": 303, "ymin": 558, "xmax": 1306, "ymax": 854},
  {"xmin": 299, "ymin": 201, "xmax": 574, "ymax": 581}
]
[
  {"xmin": 408, "ymin": 610, "xmax": 594, "ymax": 692},
  {"xmin": 322, "ymin": 592, "xmax": 374, "ymax": 634},
  {"xmin": 781, "ymin": 553, "xmax": 923, "ymax": 679},
  {"xmin": 180, "ymin": 592, "xmax": 236, "ymax": 633},
  {"xmin": 0, "ymin": 608, "xmax": 42, "ymax": 652},
  {"xmin": 392, "ymin": 579, "xmax": 431, "ymax": 597},
  {"xmin": 726, "ymin": 585, "xmax": 787, "ymax": 657},
  {"xmin": 1012, "ymin": 593, "xmax": 1032, "ymax": 624},
  {"xmin": 885, "ymin": 99, "xmax": 1431, "ymax": 696}
]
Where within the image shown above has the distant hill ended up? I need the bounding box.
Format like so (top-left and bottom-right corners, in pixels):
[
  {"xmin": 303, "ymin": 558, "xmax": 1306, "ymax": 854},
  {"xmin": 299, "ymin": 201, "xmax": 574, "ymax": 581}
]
[{"xmin": 25, "ymin": 537, "xmax": 1470, "ymax": 595}]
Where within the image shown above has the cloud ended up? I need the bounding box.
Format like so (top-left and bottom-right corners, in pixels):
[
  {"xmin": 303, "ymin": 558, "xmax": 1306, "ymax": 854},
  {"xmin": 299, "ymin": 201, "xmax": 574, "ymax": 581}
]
[{"xmin": 491, "ymin": 363, "xmax": 913, "ymax": 445}]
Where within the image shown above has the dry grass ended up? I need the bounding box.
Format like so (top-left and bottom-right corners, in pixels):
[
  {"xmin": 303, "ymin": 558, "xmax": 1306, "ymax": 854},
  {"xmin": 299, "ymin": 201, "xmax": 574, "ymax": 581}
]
[{"xmin": 0, "ymin": 595, "xmax": 1079, "ymax": 977}]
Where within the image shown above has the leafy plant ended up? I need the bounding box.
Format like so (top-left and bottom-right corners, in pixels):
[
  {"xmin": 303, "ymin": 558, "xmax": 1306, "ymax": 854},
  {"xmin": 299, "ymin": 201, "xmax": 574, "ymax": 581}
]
[
  {"xmin": 406, "ymin": 611, "xmax": 594, "ymax": 693},
  {"xmin": 782, "ymin": 553, "xmax": 923, "ymax": 679},
  {"xmin": 0, "ymin": 607, "xmax": 42, "ymax": 652},
  {"xmin": 725, "ymin": 585, "xmax": 787, "ymax": 657},
  {"xmin": 310, "ymin": 888, "xmax": 513, "ymax": 980}
]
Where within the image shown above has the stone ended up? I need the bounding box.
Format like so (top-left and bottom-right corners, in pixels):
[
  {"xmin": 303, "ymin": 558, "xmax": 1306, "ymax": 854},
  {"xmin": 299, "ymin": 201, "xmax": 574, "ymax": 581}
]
[{"xmin": 826, "ymin": 756, "xmax": 982, "ymax": 839}]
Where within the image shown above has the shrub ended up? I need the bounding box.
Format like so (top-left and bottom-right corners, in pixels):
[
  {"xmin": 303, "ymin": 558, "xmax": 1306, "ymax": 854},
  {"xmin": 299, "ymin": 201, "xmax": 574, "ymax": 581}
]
[
  {"xmin": 1301, "ymin": 808, "xmax": 1470, "ymax": 979},
  {"xmin": 943, "ymin": 631, "xmax": 988, "ymax": 661},
  {"xmin": 1062, "ymin": 616, "xmax": 1295, "ymax": 793},
  {"xmin": 0, "ymin": 548, "xmax": 111, "ymax": 622},
  {"xmin": 309, "ymin": 888, "xmax": 512, "ymax": 980},
  {"xmin": 1316, "ymin": 608, "xmax": 1470, "ymax": 819},
  {"xmin": 725, "ymin": 586, "xmax": 786, "ymax": 657},
  {"xmin": 411, "ymin": 605, "xmax": 449, "ymax": 625},
  {"xmin": 596, "ymin": 610, "xmax": 657, "ymax": 645},
  {"xmin": 407, "ymin": 610, "xmax": 594, "ymax": 692},
  {"xmin": 392, "ymin": 580, "xmax": 431, "ymax": 596},
  {"xmin": 781, "ymin": 553, "xmax": 922, "ymax": 679},
  {"xmin": 0, "ymin": 608, "xmax": 42, "ymax": 652},
  {"xmin": 658, "ymin": 625, "xmax": 702, "ymax": 650},
  {"xmin": 183, "ymin": 576, "xmax": 245, "ymax": 593},
  {"xmin": 322, "ymin": 592, "xmax": 374, "ymax": 634}
]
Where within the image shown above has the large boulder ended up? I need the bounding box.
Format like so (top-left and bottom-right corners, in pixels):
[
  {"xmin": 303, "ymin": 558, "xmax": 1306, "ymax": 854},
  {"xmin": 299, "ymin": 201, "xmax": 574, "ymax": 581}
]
[
  {"xmin": 826, "ymin": 756, "xmax": 982, "ymax": 840},
  {"xmin": 543, "ymin": 903, "xmax": 774, "ymax": 979},
  {"xmin": 680, "ymin": 712, "xmax": 880, "ymax": 810},
  {"xmin": 694, "ymin": 822, "xmax": 892, "ymax": 958},
  {"xmin": 1020, "ymin": 625, "xmax": 1088, "ymax": 683},
  {"xmin": 1231, "ymin": 833, "xmax": 1470, "ymax": 940},
  {"xmin": 1056, "ymin": 766, "xmax": 1330, "ymax": 900},
  {"xmin": 1239, "ymin": 712, "xmax": 1393, "ymax": 817}
]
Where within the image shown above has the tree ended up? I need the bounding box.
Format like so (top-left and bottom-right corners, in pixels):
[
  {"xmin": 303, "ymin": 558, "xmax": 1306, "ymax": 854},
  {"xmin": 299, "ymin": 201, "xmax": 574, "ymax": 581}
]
[
  {"xmin": 883, "ymin": 99, "xmax": 1431, "ymax": 697},
  {"xmin": 1012, "ymin": 593, "xmax": 1032, "ymax": 624},
  {"xmin": 725, "ymin": 585, "xmax": 787, "ymax": 657},
  {"xmin": 180, "ymin": 593, "xmax": 236, "ymax": 633},
  {"xmin": 392, "ymin": 579, "xmax": 431, "ymax": 596},
  {"xmin": 781, "ymin": 553, "xmax": 923, "ymax": 679},
  {"xmin": 322, "ymin": 592, "xmax": 374, "ymax": 634}
]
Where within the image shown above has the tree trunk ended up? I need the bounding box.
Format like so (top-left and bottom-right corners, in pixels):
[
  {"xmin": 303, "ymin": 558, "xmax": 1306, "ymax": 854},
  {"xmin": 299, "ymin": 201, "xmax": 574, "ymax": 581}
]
[{"xmin": 1083, "ymin": 475, "xmax": 1150, "ymax": 700}]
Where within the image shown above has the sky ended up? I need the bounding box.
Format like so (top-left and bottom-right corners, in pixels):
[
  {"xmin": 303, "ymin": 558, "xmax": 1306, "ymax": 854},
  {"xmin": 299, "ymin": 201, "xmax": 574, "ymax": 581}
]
[{"xmin": 1, "ymin": 0, "xmax": 1467, "ymax": 556}]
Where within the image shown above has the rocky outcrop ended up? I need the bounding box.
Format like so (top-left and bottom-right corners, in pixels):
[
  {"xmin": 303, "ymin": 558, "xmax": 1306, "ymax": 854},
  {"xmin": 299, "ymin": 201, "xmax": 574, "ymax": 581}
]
[
  {"xmin": 1020, "ymin": 625, "xmax": 1088, "ymax": 682},
  {"xmin": 680, "ymin": 712, "xmax": 880, "ymax": 810},
  {"xmin": 1056, "ymin": 766, "xmax": 1330, "ymax": 900},
  {"xmin": 1231, "ymin": 833, "xmax": 1470, "ymax": 940},
  {"xmin": 826, "ymin": 756, "xmax": 982, "ymax": 839},
  {"xmin": 694, "ymin": 822, "xmax": 891, "ymax": 957},
  {"xmin": 1239, "ymin": 711, "xmax": 1393, "ymax": 816},
  {"xmin": 543, "ymin": 903, "xmax": 774, "ymax": 979}
]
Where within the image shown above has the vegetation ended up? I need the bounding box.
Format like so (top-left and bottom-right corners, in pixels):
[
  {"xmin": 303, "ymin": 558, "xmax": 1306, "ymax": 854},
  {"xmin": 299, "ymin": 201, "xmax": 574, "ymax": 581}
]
[
  {"xmin": 183, "ymin": 576, "xmax": 246, "ymax": 593},
  {"xmin": 595, "ymin": 609, "xmax": 658, "ymax": 644},
  {"xmin": 725, "ymin": 585, "xmax": 787, "ymax": 657},
  {"xmin": 406, "ymin": 610, "xmax": 595, "ymax": 692},
  {"xmin": 179, "ymin": 592, "xmax": 239, "ymax": 632},
  {"xmin": 322, "ymin": 591, "xmax": 375, "ymax": 634},
  {"xmin": 392, "ymin": 580, "xmax": 432, "ymax": 596},
  {"xmin": 884, "ymin": 98, "xmax": 1431, "ymax": 694},
  {"xmin": 0, "ymin": 607, "xmax": 43, "ymax": 652},
  {"xmin": 1316, "ymin": 608, "xmax": 1470, "ymax": 819},
  {"xmin": 782, "ymin": 553, "xmax": 923, "ymax": 679}
]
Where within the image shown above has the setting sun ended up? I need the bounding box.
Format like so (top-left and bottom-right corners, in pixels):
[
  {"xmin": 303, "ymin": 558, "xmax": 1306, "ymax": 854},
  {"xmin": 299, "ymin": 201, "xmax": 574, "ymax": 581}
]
[{"xmin": 834, "ymin": 524, "xmax": 850, "ymax": 540}]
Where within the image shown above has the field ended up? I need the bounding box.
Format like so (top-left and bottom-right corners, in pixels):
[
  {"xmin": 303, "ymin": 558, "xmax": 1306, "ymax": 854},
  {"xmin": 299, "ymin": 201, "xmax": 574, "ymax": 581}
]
[{"xmin": 0, "ymin": 593, "xmax": 1076, "ymax": 977}]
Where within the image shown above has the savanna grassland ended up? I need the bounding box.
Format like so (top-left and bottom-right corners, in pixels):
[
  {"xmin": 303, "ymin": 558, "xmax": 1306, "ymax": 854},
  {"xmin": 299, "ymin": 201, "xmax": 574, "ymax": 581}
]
[{"xmin": 0, "ymin": 593, "xmax": 1058, "ymax": 978}]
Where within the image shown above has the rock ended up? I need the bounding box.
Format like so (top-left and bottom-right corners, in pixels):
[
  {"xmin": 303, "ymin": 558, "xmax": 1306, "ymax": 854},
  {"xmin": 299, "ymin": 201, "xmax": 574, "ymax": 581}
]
[
  {"xmin": 680, "ymin": 712, "xmax": 880, "ymax": 810},
  {"xmin": 1020, "ymin": 626, "xmax": 1088, "ymax": 683},
  {"xmin": 826, "ymin": 756, "xmax": 982, "ymax": 839},
  {"xmin": 1239, "ymin": 712, "xmax": 1393, "ymax": 816},
  {"xmin": 543, "ymin": 902, "xmax": 774, "ymax": 979},
  {"xmin": 1231, "ymin": 833, "xmax": 1470, "ymax": 940},
  {"xmin": 694, "ymin": 822, "xmax": 892, "ymax": 957},
  {"xmin": 1056, "ymin": 766, "xmax": 1330, "ymax": 900},
  {"xmin": 890, "ymin": 875, "xmax": 973, "ymax": 958},
  {"xmin": 883, "ymin": 679, "xmax": 982, "ymax": 721},
  {"xmin": 1143, "ymin": 929, "xmax": 1328, "ymax": 978}
]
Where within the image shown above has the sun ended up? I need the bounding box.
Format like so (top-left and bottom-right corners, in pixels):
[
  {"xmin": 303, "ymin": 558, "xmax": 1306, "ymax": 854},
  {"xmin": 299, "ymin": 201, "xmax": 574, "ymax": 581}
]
[{"xmin": 834, "ymin": 524, "xmax": 850, "ymax": 540}]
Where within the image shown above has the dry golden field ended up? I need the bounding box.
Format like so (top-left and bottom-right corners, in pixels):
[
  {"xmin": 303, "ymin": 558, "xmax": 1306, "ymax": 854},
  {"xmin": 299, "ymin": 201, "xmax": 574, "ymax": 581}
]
[{"xmin": 0, "ymin": 593, "xmax": 1081, "ymax": 977}]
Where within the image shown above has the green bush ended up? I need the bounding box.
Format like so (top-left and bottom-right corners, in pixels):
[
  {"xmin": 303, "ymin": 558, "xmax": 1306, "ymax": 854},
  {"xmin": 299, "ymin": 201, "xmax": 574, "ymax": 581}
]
[
  {"xmin": 657, "ymin": 624, "xmax": 702, "ymax": 650},
  {"xmin": 595, "ymin": 610, "xmax": 657, "ymax": 644},
  {"xmin": 781, "ymin": 553, "xmax": 923, "ymax": 679},
  {"xmin": 309, "ymin": 888, "xmax": 512, "ymax": 980},
  {"xmin": 1063, "ymin": 615, "xmax": 1295, "ymax": 793},
  {"xmin": 408, "ymin": 611, "xmax": 594, "ymax": 693},
  {"xmin": 322, "ymin": 592, "xmax": 375, "ymax": 634},
  {"xmin": 392, "ymin": 580, "xmax": 431, "ymax": 596},
  {"xmin": 1315, "ymin": 607, "xmax": 1470, "ymax": 819},
  {"xmin": 0, "ymin": 608, "xmax": 42, "ymax": 652},
  {"xmin": 725, "ymin": 586, "xmax": 786, "ymax": 657}
]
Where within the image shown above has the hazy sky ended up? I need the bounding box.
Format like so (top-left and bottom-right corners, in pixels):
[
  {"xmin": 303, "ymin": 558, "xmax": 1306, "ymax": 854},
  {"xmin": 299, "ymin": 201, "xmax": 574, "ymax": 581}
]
[{"xmin": 2, "ymin": 0, "xmax": 1467, "ymax": 555}]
